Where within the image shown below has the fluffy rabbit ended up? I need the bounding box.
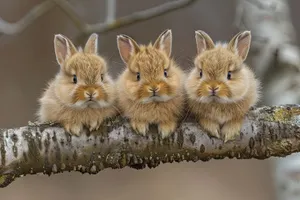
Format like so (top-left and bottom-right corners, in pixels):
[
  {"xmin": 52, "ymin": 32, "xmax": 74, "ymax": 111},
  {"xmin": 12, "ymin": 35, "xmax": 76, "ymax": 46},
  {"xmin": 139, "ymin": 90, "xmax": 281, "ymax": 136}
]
[
  {"xmin": 116, "ymin": 29, "xmax": 185, "ymax": 138},
  {"xmin": 37, "ymin": 33, "xmax": 117, "ymax": 136},
  {"xmin": 185, "ymin": 30, "xmax": 260, "ymax": 142}
]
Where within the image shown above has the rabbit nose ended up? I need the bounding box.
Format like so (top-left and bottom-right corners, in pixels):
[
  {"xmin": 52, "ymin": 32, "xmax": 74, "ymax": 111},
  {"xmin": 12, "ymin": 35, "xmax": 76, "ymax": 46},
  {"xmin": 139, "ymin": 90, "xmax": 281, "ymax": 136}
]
[
  {"xmin": 148, "ymin": 87, "xmax": 159, "ymax": 96},
  {"xmin": 85, "ymin": 91, "xmax": 97, "ymax": 100},
  {"xmin": 209, "ymin": 86, "xmax": 219, "ymax": 96}
]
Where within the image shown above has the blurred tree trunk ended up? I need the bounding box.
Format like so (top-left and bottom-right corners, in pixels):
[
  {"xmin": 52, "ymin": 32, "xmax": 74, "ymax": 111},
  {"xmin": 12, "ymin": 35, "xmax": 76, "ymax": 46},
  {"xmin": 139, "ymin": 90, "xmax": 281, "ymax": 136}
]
[{"xmin": 235, "ymin": 0, "xmax": 300, "ymax": 199}]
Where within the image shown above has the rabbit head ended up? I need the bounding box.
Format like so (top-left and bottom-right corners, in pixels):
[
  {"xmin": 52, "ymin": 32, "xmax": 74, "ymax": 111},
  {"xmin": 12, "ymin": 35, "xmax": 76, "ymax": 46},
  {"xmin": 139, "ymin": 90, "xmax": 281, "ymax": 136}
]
[
  {"xmin": 117, "ymin": 29, "xmax": 181, "ymax": 104},
  {"xmin": 53, "ymin": 33, "xmax": 115, "ymax": 109},
  {"xmin": 186, "ymin": 30, "xmax": 253, "ymax": 104}
]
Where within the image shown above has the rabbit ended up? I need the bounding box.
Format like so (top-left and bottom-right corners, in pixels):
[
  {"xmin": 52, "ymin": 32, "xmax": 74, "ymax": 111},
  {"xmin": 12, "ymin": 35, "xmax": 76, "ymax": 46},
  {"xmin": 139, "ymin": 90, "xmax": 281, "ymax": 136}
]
[
  {"xmin": 185, "ymin": 30, "xmax": 261, "ymax": 142},
  {"xmin": 37, "ymin": 33, "xmax": 118, "ymax": 136},
  {"xmin": 116, "ymin": 29, "xmax": 185, "ymax": 138}
]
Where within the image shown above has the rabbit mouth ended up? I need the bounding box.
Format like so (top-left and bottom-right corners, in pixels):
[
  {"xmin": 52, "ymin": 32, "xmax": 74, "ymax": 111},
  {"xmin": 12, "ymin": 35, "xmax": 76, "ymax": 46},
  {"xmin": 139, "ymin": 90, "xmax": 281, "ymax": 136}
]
[
  {"xmin": 73, "ymin": 99, "xmax": 110, "ymax": 108},
  {"xmin": 209, "ymin": 93, "xmax": 219, "ymax": 98},
  {"xmin": 206, "ymin": 95, "xmax": 220, "ymax": 102},
  {"xmin": 86, "ymin": 99, "xmax": 97, "ymax": 104},
  {"xmin": 141, "ymin": 95, "xmax": 172, "ymax": 103},
  {"xmin": 197, "ymin": 95, "xmax": 220, "ymax": 103},
  {"xmin": 88, "ymin": 99, "xmax": 111, "ymax": 108}
]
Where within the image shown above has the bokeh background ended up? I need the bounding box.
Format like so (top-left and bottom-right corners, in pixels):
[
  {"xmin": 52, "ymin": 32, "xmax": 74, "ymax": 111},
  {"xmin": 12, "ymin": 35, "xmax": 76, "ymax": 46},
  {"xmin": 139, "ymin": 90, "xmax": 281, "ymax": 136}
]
[{"xmin": 1, "ymin": 0, "xmax": 300, "ymax": 199}]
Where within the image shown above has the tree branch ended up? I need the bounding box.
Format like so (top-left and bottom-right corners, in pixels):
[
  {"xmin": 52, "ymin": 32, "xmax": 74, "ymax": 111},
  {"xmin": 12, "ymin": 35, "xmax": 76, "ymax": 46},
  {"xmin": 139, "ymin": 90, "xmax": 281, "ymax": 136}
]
[
  {"xmin": 1, "ymin": 104, "xmax": 300, "ymax": 188},
  {"xmin": 0, "ymin": 0, "xmax": 197, "ymax": 35},
  {"xmin": 105, "ymin": 0, "xmax": 116, "ymax": 23},
  {"xmin": 51, "ymin": 0, "xmax": 89, "ymax": 33},
  {"xmin": 0, "ymin": 1, "xmax": 55, "ymax": 35},
  {"xmin": 84, "ymin": 0, "xmax": 197, "ymax": 34}
]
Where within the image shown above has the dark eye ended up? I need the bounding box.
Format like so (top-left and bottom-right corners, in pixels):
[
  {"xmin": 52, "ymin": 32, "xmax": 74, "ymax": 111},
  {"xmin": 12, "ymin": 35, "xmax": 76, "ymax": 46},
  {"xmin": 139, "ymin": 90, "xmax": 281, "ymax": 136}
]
[
  {"xmin": 101, "ymin": 74, "xmax": 104, "ymax": 81},
  {"xmin": 164, "ymin": 69, "xmax": 168, "ymax": 77},
  {"xmin": 136, "ymin": 72, "xmax": 140, "ymax": 81},
  {"xmin": 227, "ymin": 71, "xmax": 232, "ymax": 80},
  {"xmin": 200, "ymin": 69, "xmax": 203, "ymax": 78},
  {"xmin": 73, "ymin": 75, "xmax": 77, "ymax": 84}
]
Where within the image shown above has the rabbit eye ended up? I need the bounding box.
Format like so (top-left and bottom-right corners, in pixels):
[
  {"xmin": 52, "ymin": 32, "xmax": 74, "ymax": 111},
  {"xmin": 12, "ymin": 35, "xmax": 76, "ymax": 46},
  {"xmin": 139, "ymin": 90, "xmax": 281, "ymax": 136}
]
[
  {"xmin": 101, "ymin": 74, "xmax": 104, "ymax": 81},
  {"xmin": 136, "ymin": 72, "xmax": 140, "ymax": 81},
  {"xmin": 73, "ymin": 75, "xmax": 77, "ymax": 84},
  {"xmin": 164, "ymin": 69, "xmax": 168, "ymax": 77},
  {"xmin": 227, "ymin": 71, "xmax": 232, "ymax": 80},
  {"xmin": 200, "ymin": 69, "xmax": 203, "ymax": 78}
]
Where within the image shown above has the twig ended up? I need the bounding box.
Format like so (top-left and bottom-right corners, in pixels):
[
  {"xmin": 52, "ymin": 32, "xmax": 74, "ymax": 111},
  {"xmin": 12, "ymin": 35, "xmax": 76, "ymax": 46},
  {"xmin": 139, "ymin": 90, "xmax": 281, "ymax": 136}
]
[
  {"xmin": 1, "ymin": 104, "xmax": 300, "ymax": 188},
  {"xmin": 0, "ymin": 1, "xmax": 55, "ymax": 35},
  {"xmin": 106, "ymin": 0, "xmax": 116, "ymax": 23},
  {"xmin": 85, "ymin": 0, "xmax": 197, "ymax": 34},
  {"xmin": 0, "ymin": 0, "xmax": 197, "ymax": 35},
  {"xmin": 51, "ymin": 0, "xmax": 87, "ymax": 32}
]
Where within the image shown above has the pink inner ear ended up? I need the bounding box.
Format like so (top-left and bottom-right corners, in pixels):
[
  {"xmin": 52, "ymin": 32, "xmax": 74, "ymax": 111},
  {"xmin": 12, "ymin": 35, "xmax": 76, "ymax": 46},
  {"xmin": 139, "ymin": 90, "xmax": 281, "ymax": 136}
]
[
  {"xmin": 196, "ymin": 38, "xmax": 206, "ymax": 54},
  {"xmin": 118, "ymin": 37, "xmax": 134, "ymax": 63},
  {"xmin": 236, "ymin": 34, "xmax": 251, "ymax": 60},
  {"xmin": 55, "ymin": 36, "xmax": 69, "ymax": 65},
  {"xmin": 84, "ymin": 34, "xmax": 98, "ymax": 54},
  {"xmin": 156, "ymin": 31, "xmax": 172, "ymax": 57},
  {"xmin": 162, "ymin": 35, "xmax": 172, "ymax": 57}
]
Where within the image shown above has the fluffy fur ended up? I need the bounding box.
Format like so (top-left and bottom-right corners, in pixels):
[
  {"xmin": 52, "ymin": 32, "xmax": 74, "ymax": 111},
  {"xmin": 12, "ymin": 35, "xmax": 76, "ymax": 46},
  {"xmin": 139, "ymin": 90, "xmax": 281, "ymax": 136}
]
[
  {"xmin": 116, "ymin": 29, "xmax": 185, "ymax": 138},
  {"xmin": 185, "ymin": 30, "xmax": 260, "ymax": 142},
  {"xmin": 37, "ymin": 33, "xmax": 118, "ymax": 136}
]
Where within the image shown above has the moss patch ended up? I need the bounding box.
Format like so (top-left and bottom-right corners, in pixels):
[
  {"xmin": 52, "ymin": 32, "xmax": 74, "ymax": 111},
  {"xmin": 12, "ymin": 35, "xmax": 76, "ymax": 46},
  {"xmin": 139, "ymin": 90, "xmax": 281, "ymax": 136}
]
[
  {"xmin": 0, "ymin": 175, "xmax": 7, "ymax": 185},
  {"xmin": 267, "ymin": 107, "xmax": 300, "ymax": 123}
]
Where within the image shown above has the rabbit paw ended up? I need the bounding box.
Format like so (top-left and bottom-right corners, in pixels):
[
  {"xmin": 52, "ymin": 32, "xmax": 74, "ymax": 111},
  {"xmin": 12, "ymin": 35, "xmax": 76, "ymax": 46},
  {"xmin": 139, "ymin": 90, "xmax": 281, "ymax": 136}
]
[
  {"xmin": 221, "ymin": 119, "xmax": 243, "ymax": 143},
  {"xmin": 158, "ymin": 121, "xmax": 176, "ymax": 139},
  {"xmin": 63, "ymin": 122, "xmax": 83, "ymax": 136},
  {"xmin": 89, "ymin": 121, "xmax": 98, "ymax": 132},
  {"xmin": 199, "ymin": 118, "xmax": 221, "ymax": 139},
  {"xmin": 89, "ymin": 120, "xmax": 98, "ymax": 132},
  {"xmin": 96, "ymin": 119, "xmax": 104, "ymax": 130},
  {"xmin": 131, "ymin": 121, "xmax": 149, "ymax": 136},
  {"xmin": 88, "ymin": 119, "xmax": 103, "ymax": 132}
]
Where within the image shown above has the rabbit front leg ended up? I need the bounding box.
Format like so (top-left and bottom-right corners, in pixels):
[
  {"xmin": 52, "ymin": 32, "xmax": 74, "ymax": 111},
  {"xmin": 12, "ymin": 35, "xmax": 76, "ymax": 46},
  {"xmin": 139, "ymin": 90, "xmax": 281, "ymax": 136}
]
[
  {"xmin": 130, "ymin": 120, "xmax": 149, "ymax": 136},
  {"xmin": 88, "ymin": 119, "xmax": 103, "ymax": 132},
  {"xmin": 62, "ymin": 121, "xmax": 83, "ymax": 136},
  {"xmin": 87, "ymin": 116, "xmax": 104, "ymax": 132},
  {"xmin": 158, "ymin": 120, "xmax": 177, "ymax": 139},
  {"xmin": 221, "ymin": 118, "xmax": 243, "ymax": 143},
  {"xmin": 96, "ymin": 117, "xmax": 104, "ymax": 130},
  {"xmin": 199, "ymin": 118, "xmax": 221, "ymax": 139}
]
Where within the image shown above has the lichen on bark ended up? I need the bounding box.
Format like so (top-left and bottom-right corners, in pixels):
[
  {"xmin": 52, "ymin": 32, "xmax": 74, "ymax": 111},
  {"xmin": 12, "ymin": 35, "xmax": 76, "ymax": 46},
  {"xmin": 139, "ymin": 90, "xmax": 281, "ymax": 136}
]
[{"xmin": 1, "ymin": 104, "xmax": 300, "ymax": 188}]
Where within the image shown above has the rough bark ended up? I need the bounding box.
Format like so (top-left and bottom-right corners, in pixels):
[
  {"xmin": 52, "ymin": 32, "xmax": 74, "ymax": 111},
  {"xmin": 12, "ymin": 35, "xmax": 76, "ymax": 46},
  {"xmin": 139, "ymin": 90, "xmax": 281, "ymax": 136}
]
[{"xmin": 1, "ymin": 104, "xmax": 300, "ymax": 188}]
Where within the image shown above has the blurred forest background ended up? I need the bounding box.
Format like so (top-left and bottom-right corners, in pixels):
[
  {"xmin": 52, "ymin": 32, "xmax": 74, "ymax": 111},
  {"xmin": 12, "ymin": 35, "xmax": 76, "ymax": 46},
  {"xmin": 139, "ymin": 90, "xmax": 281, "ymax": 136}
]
[{"xmin": 1, "ymin": 0, "xmax": 300, "ymax": 199}]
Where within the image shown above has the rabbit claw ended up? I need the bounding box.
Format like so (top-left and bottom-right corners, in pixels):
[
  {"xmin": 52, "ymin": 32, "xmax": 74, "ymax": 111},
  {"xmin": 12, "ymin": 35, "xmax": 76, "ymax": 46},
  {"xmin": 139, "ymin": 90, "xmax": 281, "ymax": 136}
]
[
  {"xmin": 221, "ymin": 119, "xmax": 243, "ymax": 143},
  {"xmin": 199, "ymin": 118, "xmax": 221, "ymax": 139},
  {"xmin": 87, "ymin": 118, "xmax": 104, "ymax": 132},
  {"xmin": 131, "ymin": 121, "xmax": 149, "ymax": 136},
  {"xmin": 158, "ymin": 121, "xmax": 176, "ymax": 139},
  {"xmin": 89, "ymin": 121, "xmax": 98, "ymax": 132},
  {"xmin": 63, "ymin": 122, "xmax": 82, "ymax": 136}
]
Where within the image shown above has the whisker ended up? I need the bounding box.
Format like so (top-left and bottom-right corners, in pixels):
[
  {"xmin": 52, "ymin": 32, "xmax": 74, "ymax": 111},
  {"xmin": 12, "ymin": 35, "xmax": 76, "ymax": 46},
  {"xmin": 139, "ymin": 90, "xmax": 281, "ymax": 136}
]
[{"xmin": 111, "ymin": 61, "xmax": 125, "ymax": 66}]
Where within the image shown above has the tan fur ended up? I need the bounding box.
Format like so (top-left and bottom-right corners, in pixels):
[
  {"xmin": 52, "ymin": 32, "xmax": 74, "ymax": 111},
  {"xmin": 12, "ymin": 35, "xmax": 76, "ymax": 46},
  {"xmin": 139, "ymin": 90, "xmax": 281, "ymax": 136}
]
[
  {"xmin": 37, "ymin": 33, "xmax": 117, "ymax": 136},
  {"xmin": 185, "ymin": 30, "xmax": 260, "ymax": 142},
  {"xmin": 116, "ymin": 30, "xmax": 185, "ymax": 138}
]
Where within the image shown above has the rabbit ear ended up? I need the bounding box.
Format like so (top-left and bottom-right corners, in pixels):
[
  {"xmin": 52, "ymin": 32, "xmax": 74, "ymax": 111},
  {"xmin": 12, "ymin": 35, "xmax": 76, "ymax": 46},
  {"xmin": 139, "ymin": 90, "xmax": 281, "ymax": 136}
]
[
  {"xmin": 195, "ymin": 30, "xmax": 215, "ymax": 55},
  {"xmin": 117, "ymin": 34, "xmax": 140, "ymax": 64},
  {"xmin": 54, "ymin": 34, "xmax": 77, "ymax": 66},
  {"xmin": 84, "ymin": 33, "xmax": 98, "ymax": 54},
  {"xmin": 228, "ymin": 31, "xmax": 251, "ymax": 61},
  {"xmin": 153, "ymin": 29, "xmax": 172, "ymax": 57}
]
